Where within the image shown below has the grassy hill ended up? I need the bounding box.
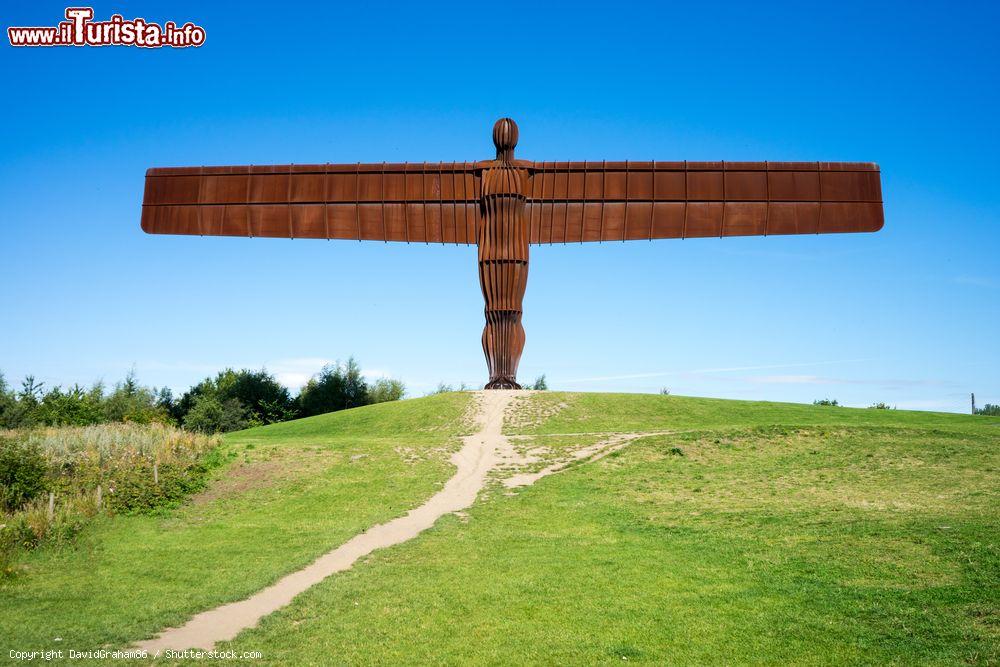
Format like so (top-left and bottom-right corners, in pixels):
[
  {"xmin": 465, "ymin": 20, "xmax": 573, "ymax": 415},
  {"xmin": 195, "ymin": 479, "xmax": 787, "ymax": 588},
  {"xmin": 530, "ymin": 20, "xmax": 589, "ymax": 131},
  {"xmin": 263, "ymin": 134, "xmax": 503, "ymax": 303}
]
[
  {"xmin": 0, "ymin": 393, "xmax": 473, "ymax": 652},
  {"xmin": 2, "ymin": 392, "xmax": 997, "ymax": 664}
]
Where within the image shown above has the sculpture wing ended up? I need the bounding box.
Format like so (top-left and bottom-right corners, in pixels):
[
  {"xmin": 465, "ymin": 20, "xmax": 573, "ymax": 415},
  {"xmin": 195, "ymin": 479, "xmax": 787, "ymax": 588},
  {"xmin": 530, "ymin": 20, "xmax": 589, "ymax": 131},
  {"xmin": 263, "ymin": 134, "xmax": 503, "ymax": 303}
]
[
  {"xmin": 524, "ymin": 161, "xmax": 883, "ymax": 244},
  {"xmin": 141, "ymin": 162, "xmax": 482, "ymax": 244}
]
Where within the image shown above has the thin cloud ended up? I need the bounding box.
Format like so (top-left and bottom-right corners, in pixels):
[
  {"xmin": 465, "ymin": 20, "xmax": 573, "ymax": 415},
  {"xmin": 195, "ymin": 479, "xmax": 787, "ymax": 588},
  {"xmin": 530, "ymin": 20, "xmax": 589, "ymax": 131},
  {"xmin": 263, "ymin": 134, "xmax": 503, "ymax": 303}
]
[
  {"xmin": 742, "ymin": 374, "xmax": 956, "ymax": 388},
  {"xmin": 562, "ymin": 359, "xmax": 871, "ymax": 384},
  {"xmin": 954, "ymin": 275, "xmax": 999, "ymax": 289},
  {"xmin": 275, "ymin": 372, "xmax": 313, "ymax": 389},
  {"xmin": 893, "ymin": 399, "xmax": 954, "ymax": 411},
  {"xmin": 747, "ymin": 374, "xmax": 831, "ymax": 385},
  {"xmin": 265, "ymin": 357, "xmax": 335, "ymax": 390},
  {"xmin": 714, "ymin": 246, "xmax": 868, "ymax": 262},
  {"xmin": 133, "ymin": 360, "xmax": 219, "ymax": 374}
]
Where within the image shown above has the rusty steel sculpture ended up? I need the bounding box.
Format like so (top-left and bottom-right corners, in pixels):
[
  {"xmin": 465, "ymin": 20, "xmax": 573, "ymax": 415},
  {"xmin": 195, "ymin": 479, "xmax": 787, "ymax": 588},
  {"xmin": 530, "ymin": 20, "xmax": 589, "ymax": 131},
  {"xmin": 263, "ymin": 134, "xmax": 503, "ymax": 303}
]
[{"xmin": 141, "ymin": 118, "xmax": 883, "ymax": 389}]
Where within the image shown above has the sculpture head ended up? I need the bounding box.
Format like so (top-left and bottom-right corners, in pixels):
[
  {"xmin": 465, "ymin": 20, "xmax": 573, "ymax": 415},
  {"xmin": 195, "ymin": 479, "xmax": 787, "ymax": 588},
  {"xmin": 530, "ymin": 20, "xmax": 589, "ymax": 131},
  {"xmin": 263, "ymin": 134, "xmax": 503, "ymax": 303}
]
[{"xmin": 492, "ymin": 117, "xmax": 518, "ymax": 162}]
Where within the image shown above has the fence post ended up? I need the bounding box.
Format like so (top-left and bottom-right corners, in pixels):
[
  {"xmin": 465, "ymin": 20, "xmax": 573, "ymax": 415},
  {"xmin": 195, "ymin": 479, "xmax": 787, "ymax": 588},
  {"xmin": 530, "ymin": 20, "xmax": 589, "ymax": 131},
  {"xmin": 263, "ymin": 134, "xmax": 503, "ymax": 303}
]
[
  {"xmin": 154, "ymin": 463, "xmax": 159, "ymax": 485},
  {"xmin": 96, "ymin": 485, "xmax": 102, "ymax": 511},
  {"xmin": 48, "ymin": 492, "xmax": 54, "ymax": 521}
]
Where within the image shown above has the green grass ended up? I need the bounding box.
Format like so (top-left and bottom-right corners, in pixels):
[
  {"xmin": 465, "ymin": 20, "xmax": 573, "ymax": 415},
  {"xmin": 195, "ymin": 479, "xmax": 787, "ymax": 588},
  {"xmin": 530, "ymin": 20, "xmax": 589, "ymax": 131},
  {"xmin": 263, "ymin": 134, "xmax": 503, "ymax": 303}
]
[
  {"xmin": 0, "ymin": 392, "xmax": 472, "ymax": 652},
  {"xmin": 215, "ymin": 393, "xmax": 998, "ymax": 665},
  {"xmin": 506, "ymin": 391, "xmax": 992, "ymax": 435},
  {"xmin": 2, "ymin": 391, "xmax": 997, "ymax": 665}
]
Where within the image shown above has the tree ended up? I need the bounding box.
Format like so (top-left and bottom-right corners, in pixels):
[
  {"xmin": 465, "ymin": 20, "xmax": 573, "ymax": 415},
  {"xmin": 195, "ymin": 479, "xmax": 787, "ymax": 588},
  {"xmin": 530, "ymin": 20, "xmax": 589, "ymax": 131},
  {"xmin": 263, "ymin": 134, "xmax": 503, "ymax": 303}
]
[
  {"xmin": 1, "ymin": 371, "xmax": 172, "ymax": 428},
  {"xmin": 0, "ymin": 373, "xmax": 15, "ymax": 428},
  {"xmin": 975, "ymin": 403, "xmax": 1000, "ymax": 416},
  {"xmin": 103, "ymin": 370, "xmax": 171, "ymax": 424},
  {"xmin": 219, "ymin": 368, "xmax": 296, "ymax": 425},
  {"xmin": 0, "ymin": 438, "xmax": 47, "ymax": 512},
  {"xmin": 298, "ymin": 359, "xmax": 369, "ymax": 417},
  {"xmin": 19, "ymin": 376, "xmax": 44, "ymax": 403},
  {"xmin": 813, "ymin": 399, "xmax": 839, "ymax": 407},
  {"xmin": 530, "ymin": 375, "xmax": 548, "ymax": 391},
  {"xmin": 368, "ymin": 378, "xmax": 405, "ymax": 404},
  {"xmin": 0, "ymin": 374, "xmax": 40, "ymax": 429},
  {"xmin": 176, "ymin": 368, "xmax": 296, "ymax": 426},
  {"xmin": 183, "ymin": 394, "xmax": 249, "ymax": 433},
  {"xmin": 155, "ymin": 387, "xmax": 176, "ymax": 418},
  {"xmin": 35, "ymin": 384, "xmax": 103, "ymax": 426}
]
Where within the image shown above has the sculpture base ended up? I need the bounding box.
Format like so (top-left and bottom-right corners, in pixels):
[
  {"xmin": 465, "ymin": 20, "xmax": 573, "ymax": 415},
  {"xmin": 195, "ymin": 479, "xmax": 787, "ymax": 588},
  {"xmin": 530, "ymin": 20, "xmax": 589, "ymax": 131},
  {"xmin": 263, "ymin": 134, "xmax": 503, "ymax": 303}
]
[{"xmin": 484, "ymin": 377, "xmax": 522, "ymax": 390}]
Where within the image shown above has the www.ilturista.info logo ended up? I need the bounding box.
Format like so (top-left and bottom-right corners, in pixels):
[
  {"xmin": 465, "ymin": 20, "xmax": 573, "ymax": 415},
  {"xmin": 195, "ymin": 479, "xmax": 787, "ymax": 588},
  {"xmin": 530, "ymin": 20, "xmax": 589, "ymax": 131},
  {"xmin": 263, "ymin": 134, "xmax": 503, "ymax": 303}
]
[{"xmin": 8, "ymin": 7, "xmax": 205, "ymax": 48}]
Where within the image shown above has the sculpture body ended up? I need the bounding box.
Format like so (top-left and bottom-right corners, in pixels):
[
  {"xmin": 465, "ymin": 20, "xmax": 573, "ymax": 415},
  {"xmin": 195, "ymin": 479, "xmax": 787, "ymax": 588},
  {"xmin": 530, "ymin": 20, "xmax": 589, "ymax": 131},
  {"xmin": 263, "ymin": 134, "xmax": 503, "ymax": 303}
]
[
  {"xmin": 479, "ymin": 119, "xmax": 528, "ymax": 389},
  {"xmin": 140, "ymin": 118, "xmax": 884, "ymax": 389}
]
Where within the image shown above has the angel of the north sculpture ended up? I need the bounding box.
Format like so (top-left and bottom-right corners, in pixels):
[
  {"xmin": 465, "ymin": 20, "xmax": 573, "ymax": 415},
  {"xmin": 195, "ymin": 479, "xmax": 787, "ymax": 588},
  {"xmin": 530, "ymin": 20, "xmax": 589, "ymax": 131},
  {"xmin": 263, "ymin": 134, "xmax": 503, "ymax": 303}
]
[{"xmin": 141, "ymin": 118, "xmax": 884, "ymax": 389}]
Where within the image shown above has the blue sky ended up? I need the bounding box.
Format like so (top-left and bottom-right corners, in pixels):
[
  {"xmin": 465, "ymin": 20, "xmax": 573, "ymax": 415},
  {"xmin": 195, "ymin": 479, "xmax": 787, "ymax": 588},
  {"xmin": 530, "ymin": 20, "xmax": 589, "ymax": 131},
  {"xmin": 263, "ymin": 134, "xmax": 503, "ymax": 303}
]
[{"xmin": 1, "ymin": 1, "xmax": 997, "ymax": 411}]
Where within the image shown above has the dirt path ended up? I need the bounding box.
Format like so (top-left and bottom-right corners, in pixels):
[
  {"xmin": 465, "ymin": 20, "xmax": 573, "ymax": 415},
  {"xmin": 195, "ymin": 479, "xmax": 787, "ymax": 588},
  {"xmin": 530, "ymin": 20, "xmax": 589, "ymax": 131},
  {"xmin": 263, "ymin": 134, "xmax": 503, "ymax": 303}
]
[
  {"xmin": 137, "ymin": 391, "xmax": 520, "ymax": 651},
  {"xmin": 136, "ymin": 391, "xmax": 657, "ymax": 651},
  {"xmin": 502, "ymin": 429, "xmax": 690, "ymax": 489},
  {"xmin": 503, "ymin": 432, "xmax": 643, "ymax": 489}
]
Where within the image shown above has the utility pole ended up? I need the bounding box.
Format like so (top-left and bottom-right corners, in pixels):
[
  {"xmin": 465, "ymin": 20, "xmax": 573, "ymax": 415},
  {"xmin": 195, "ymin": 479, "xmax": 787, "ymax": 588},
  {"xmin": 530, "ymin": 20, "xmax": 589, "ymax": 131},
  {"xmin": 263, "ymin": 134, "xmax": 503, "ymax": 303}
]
[{"xmin": 971, "ymin": 393, "xmax": 976, "ymax": 415}]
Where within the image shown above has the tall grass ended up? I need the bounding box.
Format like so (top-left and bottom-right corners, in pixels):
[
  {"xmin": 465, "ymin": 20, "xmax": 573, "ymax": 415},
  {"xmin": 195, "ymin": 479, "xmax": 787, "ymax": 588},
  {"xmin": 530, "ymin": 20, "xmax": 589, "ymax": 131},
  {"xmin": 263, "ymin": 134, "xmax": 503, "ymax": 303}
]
[
  {"xmin": 21, "ymin": 422, "xmax": 218, "ymax": 469},
  {"xmin": 1, "ymin": 423, "xmax": 222, "ymax": 578}
]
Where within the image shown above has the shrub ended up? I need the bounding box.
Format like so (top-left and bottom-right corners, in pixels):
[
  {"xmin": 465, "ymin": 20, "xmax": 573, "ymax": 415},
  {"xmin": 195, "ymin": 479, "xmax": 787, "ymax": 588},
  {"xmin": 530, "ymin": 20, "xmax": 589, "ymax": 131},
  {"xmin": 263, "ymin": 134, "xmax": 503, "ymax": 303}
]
[
  {"xmin": 0, "ymin": 423, "xmax": 223, "ymax": 577},
  {"xmin": 3, "ymin": 359, "xmax": 402, "ymax": 432},
  {"xmin": 0, "ymin": 374, "xmax": 40, "ymax": 430},
  {"xmin": 1, "ymin": 490, "xmax": 99, "ymax": 579},
  {"xmin": 102, "ymin": 371, "xmax": 172, "ymax": 424},
  {"xmin": 813, "ymin": 399, "xmax": 840, "ymax": 407},
  {"xmin": 35, "ymin": 384, "xmax": 104, "ymax": 426},
  {"xmin": 298, "ymin": 359, "xmax": 369, "ymax": 417},
  {"xmin": 104, "ymin": 459, "xmax": 216, "ymax": 514},
  {"xmin": 368, "ymin": 378, "xmax": 406, "ymax": 404},
  {"xmin": 530, "ymin": 375, "xmax": 548, "ymax": 391},
  {"xmin": 19, "ymin": 423, "xmax": 221, "ymax": 513},
  {"xmin": 0, "ymin": 371, "xmax": 173, "ymax": 429},
  {"xmin": 0, "ymin": 436, "xmax": 48, "ymax": 512},
  {"xmin": 183, "ymin": 395, "xmax": 249, "ymax": 434},
  {"xmin": 868, "ymin": 402, "xmax": 895, "ymax": 410},
  {"xmin": 178, "ymin": 368, "xmax": 297, "ymax": 427}
]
